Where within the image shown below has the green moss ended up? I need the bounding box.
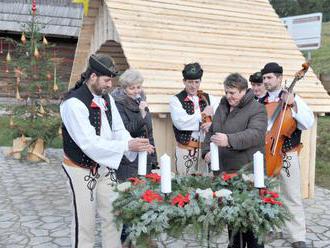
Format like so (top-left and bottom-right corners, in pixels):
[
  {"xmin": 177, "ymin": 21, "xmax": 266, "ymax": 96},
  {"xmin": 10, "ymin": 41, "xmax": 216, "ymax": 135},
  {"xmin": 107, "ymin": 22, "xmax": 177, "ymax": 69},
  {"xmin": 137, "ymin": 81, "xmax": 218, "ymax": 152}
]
[
  {"xmin": 315, "ymin": 115, "xmax": 330, "ymax": 189},
  {"xmin": 307, "ymin": 22, "xmax": 330, "ymax": 75}
]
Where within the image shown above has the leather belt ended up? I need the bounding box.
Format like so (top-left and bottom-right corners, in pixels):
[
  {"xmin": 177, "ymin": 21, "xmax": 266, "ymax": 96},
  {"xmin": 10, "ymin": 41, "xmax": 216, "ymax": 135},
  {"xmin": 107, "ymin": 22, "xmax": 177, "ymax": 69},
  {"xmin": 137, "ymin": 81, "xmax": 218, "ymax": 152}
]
[
  {"xmin": 284, "ymin": 143, "xmax": 303, "ymax": 154},
  {"xmin": 177, "ymin": 140, "xmax": 201, "ymax": 150},
  {"xmin": 63, "ymin": 157, "xmax": 83, "ymax": 168}
]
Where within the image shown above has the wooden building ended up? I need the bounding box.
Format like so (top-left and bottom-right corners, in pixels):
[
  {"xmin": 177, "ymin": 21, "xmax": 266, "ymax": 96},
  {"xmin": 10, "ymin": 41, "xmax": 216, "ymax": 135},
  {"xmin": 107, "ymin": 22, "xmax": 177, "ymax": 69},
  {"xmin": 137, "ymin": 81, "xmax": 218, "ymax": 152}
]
[
  {"xmin": 0, "ymin": 0, "xmax": 83, "ymax": 97},
  {"xmin": 69, "ymin": 0, "xmax": 330, "ymax": 198}
]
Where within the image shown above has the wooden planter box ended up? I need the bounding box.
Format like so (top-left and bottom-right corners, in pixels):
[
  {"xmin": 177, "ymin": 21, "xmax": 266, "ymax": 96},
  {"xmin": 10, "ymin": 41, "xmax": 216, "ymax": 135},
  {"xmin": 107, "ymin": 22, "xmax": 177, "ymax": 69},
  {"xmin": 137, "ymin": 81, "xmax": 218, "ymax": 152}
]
[{"xmin": 9, "ymin": 136, "xmax": 49, "ymax": 163}]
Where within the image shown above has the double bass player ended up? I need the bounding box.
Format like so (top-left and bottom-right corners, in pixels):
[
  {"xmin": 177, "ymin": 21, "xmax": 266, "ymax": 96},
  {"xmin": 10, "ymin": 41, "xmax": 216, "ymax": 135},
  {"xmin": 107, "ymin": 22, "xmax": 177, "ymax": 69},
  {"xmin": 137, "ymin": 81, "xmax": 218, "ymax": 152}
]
[{"xmin": 260, "ymin": 62, "xmax": 314, "ymax": 248}]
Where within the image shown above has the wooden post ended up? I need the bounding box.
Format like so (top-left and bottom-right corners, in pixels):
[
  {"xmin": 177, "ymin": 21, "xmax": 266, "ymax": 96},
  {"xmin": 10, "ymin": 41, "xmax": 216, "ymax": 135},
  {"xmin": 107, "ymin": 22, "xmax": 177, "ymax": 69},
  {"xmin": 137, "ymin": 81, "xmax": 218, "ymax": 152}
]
[{"xmin": 300, "ymin": 114, "xmax": 317, "ymax": 198}]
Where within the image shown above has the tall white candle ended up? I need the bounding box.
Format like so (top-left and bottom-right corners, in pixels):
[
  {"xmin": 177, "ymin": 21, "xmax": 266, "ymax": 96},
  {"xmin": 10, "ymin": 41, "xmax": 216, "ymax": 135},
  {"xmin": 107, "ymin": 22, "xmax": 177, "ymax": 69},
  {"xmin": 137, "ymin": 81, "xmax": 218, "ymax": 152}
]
[
  {"xmin": 210, "ymin": 142, "xmax": 220, "ymax": 171},
  {"xmin": 138, "ymin": 151, "xmax": 147, "ymax": 176},
  {"xmin": 253, "ymin": 151, "xmax": 265, "ymax": 188},
  {"xmin": 160, "ymin": 154, "xmax": 172, "ymax": 193}
]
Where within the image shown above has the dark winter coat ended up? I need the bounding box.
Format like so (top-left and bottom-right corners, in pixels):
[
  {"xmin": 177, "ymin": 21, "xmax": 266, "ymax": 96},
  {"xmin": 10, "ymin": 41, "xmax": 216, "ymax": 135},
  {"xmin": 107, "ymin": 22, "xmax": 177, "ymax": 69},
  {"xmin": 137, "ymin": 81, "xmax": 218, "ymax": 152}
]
[
  {"xmin": 202, "ymin": 89, "xmax": 267, "ymax": 173},
  {"xmin": 111, "ymin": 88, "xmax": 158, "ymax": 181}
]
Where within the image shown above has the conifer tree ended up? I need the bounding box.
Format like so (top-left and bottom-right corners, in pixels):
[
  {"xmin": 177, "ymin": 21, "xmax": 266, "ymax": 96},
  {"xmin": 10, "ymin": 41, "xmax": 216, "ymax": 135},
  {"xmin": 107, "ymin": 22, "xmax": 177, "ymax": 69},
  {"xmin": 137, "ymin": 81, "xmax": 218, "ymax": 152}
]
[{"xmin": 5, "ymin": 1, "xmax": 62, "ymax": 160}]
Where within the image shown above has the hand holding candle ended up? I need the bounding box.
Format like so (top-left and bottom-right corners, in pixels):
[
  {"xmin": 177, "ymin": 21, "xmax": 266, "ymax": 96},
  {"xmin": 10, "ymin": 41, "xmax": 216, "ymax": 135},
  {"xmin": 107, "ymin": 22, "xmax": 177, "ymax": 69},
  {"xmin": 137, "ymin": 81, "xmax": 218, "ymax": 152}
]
[
  {"xmin": 253, "ymin": 151, "xmax": 265, "ymax": 188},
  {"xmin": 160, "ymin": 154, "xmax": 171, "ymax": 193}
]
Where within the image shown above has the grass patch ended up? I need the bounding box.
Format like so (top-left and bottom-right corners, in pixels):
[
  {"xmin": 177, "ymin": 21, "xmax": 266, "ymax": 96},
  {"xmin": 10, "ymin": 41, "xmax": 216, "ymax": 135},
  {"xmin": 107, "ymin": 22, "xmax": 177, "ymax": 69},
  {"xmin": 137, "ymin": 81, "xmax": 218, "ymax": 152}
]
[
  {"xmin": 307, "ymin": 22, "xmax": 330, "ymax": 75},
  {"xmin": 0, "ymin": 115, "xmax": 62, "ymax": 148},
  {"xmin": 315, "ymin": 160, "xmax": 330, "ymax": 189},
  {"xmin": 315, "ymin": 115, "xmax": 330, "ymax": 189},
  {"xmin": 0, "ymin": 104, "xmax": 62, "ymax": 149},
  {"xmin": 0, "ymin": 116, "xmax": 18, "ymax": 146}
]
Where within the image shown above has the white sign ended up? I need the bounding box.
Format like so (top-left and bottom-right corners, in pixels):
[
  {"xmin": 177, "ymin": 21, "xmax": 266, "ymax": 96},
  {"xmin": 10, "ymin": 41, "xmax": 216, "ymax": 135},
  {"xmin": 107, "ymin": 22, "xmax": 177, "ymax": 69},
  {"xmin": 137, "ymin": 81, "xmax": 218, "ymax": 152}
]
[{"xmin": 281, "ymin": 12, "xmax": 322, "ymax": 51}]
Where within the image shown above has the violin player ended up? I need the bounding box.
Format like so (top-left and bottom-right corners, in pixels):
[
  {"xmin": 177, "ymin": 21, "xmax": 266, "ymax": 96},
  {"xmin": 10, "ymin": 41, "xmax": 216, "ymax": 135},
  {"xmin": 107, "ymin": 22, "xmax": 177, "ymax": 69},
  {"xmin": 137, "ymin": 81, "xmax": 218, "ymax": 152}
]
[
  {"xmin": 169, "ymin": 62, "xmax": 219, "ymax": 175},
  {"xmin": 260, "ymin": 62, "xmax": 314, "ymax": 248}
]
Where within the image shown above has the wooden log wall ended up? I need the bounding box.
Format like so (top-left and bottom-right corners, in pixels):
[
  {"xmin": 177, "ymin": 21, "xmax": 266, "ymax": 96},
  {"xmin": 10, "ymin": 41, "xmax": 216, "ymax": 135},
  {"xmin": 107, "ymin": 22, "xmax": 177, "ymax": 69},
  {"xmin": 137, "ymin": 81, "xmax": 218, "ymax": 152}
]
[
  {"xmin": 69, "ymin": 0, "xmax": 330, "ymax": 198},
  {"xmin": 96, "ymin": 40, "xmax": 129, "ymax": 87},
  {"xmin": 102, "ymin": 0, "xmax": 330, "ymax": 113},
  {"xmin": 69, "ymin": 0, "xmax": 101, "ymax": 87},
  {"xmin": 70, "ymin": 0, "xmax": 128, "ymax": 88}
]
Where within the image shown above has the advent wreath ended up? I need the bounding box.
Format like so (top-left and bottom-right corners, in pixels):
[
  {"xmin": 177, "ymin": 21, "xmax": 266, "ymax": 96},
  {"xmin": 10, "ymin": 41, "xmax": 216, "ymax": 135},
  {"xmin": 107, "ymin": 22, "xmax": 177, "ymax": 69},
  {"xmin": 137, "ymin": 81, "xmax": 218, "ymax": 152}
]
[{"xmin": 113, "ymin": 170, "xmax": 290, "ymax": 246}]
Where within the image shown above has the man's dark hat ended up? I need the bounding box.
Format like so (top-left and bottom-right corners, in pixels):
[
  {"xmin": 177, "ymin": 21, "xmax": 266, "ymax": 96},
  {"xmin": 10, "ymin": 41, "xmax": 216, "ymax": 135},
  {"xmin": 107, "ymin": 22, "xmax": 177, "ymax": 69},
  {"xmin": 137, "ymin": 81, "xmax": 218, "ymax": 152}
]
[
  {"xmin": 89, "ymin": 54, "xmax": 118, "ymax": 77},
  {"xmin": 261, "ymin": 62, "xmax": 283, "ymax": 75},
  {"xmin": 249, "ymin": 72, "xmax": 263, "ymax": 84},
  {"xmin": 182, "ymin": 62, "xmax": 203, "ymax": 80}
]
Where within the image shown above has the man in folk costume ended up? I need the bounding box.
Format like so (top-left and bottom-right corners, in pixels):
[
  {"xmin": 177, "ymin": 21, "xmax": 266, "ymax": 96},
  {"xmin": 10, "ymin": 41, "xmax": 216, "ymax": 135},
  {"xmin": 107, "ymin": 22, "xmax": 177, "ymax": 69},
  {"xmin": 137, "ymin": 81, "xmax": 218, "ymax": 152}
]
[
  {"xmin": 260, "ymin": 62, "xmax": 314, "ymax": 248},
  {"xmin": 61, "ymin": 54, "xmax": 153, "ymax": 248},
  {"xmin": 169, "ymin": 62, "xmax": 218, "ymax": 175},
  {"xmin": 249, "ymin": 71, "xmax": 267, "ymax": 102}
]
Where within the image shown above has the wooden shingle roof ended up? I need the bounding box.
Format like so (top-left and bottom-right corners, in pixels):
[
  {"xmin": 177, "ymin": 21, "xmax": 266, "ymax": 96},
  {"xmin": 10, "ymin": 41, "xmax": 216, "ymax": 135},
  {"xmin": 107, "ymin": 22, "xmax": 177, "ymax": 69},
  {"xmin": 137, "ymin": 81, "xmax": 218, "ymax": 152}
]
[
  {"xmin": 0, "ymin": 0, "xmax": 83, "ymax": 37},
  {"xmin": 71, "ymin": 0, "xmax": 330, "ymax": 113}
]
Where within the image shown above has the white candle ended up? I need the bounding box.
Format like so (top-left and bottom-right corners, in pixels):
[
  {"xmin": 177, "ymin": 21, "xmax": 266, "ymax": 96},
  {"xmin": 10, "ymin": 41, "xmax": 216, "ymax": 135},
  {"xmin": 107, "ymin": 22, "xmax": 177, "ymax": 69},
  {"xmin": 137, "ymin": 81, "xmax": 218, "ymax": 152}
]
[
  {"xmin": 160, "ymin": 154, "xmax": 172, "ymax": 193},
  {"xmin": 253, "ymin": 151, "xmax": 265, "ymax": 188},
  {"xmin": 138, "ymin": 151, "xmax": 147, "ymax": 176},
  {"xmin": 210, "ymin": 142, "xmax": 220, "ymax": 171}
]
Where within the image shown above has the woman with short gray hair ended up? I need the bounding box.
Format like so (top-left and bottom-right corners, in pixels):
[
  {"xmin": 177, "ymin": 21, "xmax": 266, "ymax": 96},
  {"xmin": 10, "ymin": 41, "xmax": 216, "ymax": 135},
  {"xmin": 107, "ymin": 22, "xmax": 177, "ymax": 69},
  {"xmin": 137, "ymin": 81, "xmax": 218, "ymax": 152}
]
[
  {"xmin": 112, "ymin": 68, "xmax": 158, "ymax": 247},
  {"xmin": 112, "ymin": 68, "xmax": 158, "ymax": 179},
  {"xmin": 117, "ymin": 68, "xmax": 144, "ymax": 88}
]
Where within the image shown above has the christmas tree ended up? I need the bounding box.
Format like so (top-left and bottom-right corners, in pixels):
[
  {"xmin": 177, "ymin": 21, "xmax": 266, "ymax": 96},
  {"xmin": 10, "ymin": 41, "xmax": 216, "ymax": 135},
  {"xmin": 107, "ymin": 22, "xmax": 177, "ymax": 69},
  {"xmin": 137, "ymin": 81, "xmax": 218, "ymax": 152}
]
[
  {"xmin": 6, "ymin": 0, "xmax": 62, "ymax": 162},
  {"xmin": 6, "ymin": 0, "xmax": 60, "ymax": 100}
]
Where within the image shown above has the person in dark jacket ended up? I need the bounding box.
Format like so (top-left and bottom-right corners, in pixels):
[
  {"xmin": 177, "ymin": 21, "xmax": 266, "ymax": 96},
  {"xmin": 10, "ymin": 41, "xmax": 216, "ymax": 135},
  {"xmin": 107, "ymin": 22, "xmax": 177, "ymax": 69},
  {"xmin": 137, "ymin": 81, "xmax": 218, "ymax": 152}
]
[
  {"xmin": 202, "ymin": 73, "xmax": 267, "ymax": 248},
  {"xmin": 112, "ymin": 68, "xmax": 158, "ymax": 182},
  {"xmin": 111, "ymin": 68, "xmax": 158, "ymax": 248}
]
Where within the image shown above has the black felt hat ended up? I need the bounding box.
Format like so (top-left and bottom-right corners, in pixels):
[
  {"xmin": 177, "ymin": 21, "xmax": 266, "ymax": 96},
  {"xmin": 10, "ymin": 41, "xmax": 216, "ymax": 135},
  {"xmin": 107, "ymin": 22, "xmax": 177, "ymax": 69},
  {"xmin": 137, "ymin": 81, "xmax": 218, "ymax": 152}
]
[
  {"xmin": 249, "ymin": 71, "xmax": 263, "ymax": 84},
  {"xmin": 89, "ymin": 54, "xmax": 118, "ymax": 77},
  {"xmin": 261, "ymin": 62, "xmax": 283, "ymax": 75},
  {"xmin": 182, "ymin": 63, "xmax": 203, "ymax": 80}
]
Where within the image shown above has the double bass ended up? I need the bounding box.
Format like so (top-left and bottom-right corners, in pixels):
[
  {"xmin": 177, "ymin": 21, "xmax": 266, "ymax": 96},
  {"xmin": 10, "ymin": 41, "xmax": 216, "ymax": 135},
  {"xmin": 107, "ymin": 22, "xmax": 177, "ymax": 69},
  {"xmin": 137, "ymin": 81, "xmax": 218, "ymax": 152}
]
[{"xmin": 265, "ymin": 63, "xmax": 309, "ymax": 176}]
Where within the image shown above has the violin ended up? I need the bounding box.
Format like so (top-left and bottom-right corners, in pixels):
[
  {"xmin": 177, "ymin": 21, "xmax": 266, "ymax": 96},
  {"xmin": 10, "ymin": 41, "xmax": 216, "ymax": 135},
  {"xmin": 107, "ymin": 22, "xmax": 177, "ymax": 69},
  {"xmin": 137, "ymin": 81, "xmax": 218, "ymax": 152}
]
[
  {"xmin": 265, "ymin": 63, "xmax": 309, "ymax": 177},
  {"xmin": 197, "ymin": 90, "xmax": 212, "ymax": 123}
]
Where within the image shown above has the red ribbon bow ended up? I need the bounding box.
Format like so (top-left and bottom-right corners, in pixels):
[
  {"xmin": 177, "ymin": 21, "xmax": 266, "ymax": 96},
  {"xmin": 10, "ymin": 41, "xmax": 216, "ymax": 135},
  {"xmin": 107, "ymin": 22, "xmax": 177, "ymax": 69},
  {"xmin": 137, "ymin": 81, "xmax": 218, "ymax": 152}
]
[
  {"xmin": 145, "ymin": 173, "xmax": 161, "ymax": 183},
  {"xmin": 262, "ymin": 197, "xmax": 283, "ymax": 206},
  {"xmin": 221, "ymin": 172, "xmax": 238, "ymax": 181},
  {"xmin": 128, "ymin": 177, "xmax": 145, "ymax": 186},
  {"xmin": 260, "ymin": 188, "xmax": 282, "ymax": 206},
  {"xmin": 260, "ymin": 188, "xmax": 279, "ymax": 199},
  {"xmin": 141, "ymin": 190, "xmax": 163, "ymax": 203},
  {"xmin": 171, "ymin": 193, "xmax": 190, "ymax": 207}
]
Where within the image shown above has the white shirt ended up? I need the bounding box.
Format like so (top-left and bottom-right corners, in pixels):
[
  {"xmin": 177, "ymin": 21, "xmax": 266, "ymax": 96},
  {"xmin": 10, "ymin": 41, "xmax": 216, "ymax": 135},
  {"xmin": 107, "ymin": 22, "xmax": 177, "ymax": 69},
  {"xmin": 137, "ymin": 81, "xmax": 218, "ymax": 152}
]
[
  {"xmin": 60, "ymin": 94, "xmax": 136, "ymax": 169},
  {"xmin": 267, "ymin": 90, "xmax": 314, "ymax": 130},
  {"xmin": 169, "ymin": 93, "xmax": 219, "ymax": 140}
]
